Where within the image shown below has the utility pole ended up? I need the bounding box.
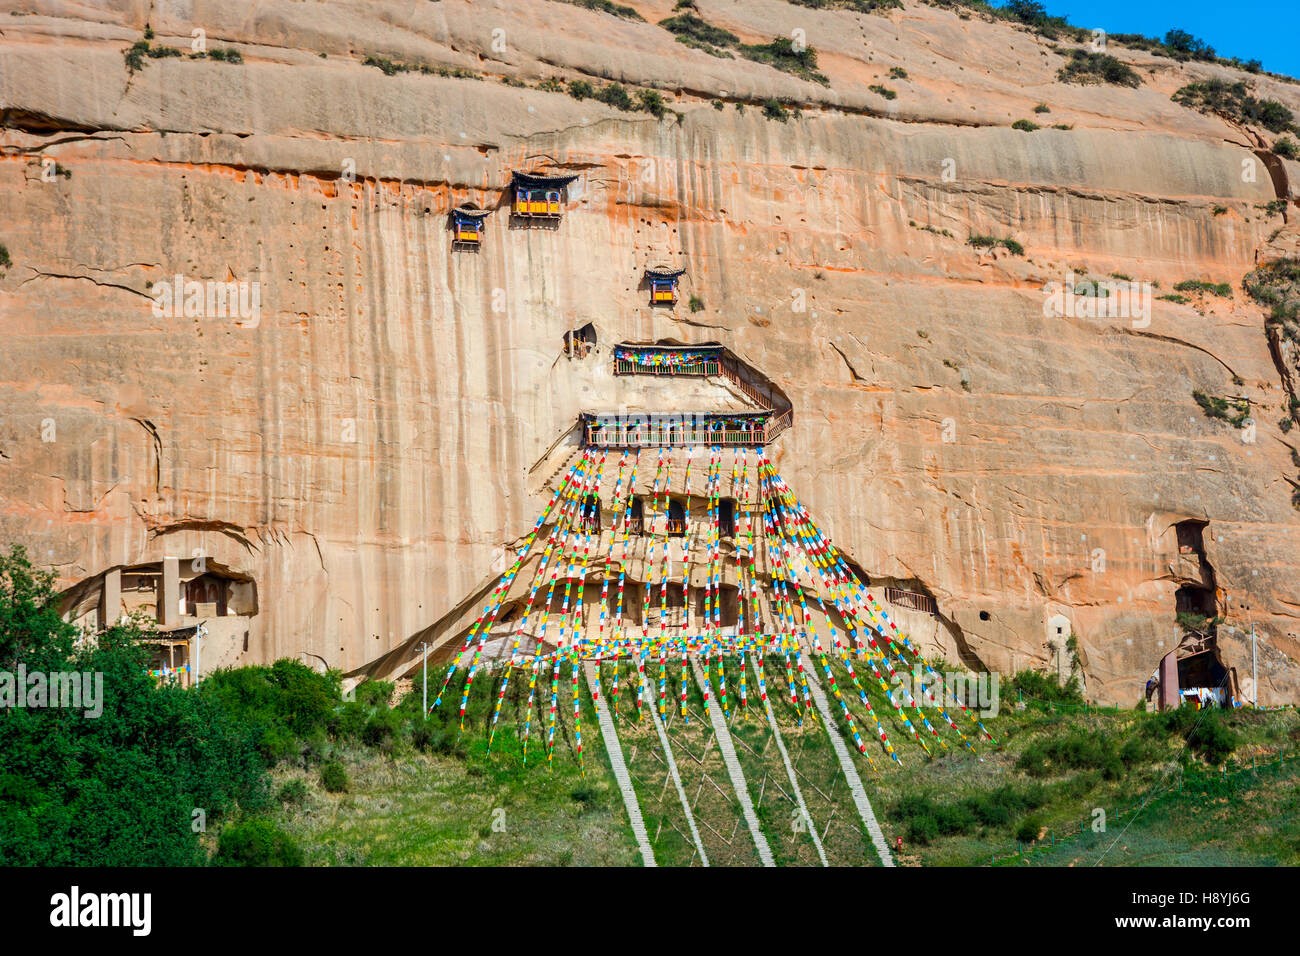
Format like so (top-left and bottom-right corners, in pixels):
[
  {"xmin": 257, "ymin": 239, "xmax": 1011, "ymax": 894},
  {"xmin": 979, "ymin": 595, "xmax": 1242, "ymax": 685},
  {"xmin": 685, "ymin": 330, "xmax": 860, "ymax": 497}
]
[{"xmin": 421, "ymin": 642, "xmax": 430, "ymax": 719}]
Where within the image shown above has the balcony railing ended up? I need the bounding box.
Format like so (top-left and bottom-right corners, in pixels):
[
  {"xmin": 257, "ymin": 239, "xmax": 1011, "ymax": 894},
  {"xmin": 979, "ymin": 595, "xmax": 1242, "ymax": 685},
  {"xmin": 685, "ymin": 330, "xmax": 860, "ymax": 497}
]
[
  {"xmin": 884, "ymin": 587, "xmax": 939, "ymax": 616},
  {"xmin": 585, "ymin": 425, "xmax": 772, "ymax": 447},
  {"xmin": 615, "ymin": 358, "xmax": 721, "ymax": 377}
]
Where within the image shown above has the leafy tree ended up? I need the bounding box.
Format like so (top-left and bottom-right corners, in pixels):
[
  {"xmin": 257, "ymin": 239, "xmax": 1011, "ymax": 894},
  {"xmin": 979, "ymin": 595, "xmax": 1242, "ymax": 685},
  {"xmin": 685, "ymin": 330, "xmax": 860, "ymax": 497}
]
[{"xmin": 0, "ymin": 546, "xmax": 267, "ymax": 865}]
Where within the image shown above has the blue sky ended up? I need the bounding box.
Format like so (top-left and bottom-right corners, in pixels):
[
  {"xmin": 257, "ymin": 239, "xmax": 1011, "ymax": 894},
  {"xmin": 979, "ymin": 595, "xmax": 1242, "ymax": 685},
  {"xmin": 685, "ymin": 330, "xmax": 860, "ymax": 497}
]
[{"xmin": 998, "ymin": 0, "xmax": 1299, "ymax": 79}]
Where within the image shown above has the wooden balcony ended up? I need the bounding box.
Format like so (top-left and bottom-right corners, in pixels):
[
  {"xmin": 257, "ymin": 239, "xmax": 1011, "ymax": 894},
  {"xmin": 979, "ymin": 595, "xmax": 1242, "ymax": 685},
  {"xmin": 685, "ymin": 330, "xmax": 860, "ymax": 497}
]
[
  {"xmin": 513, "ymin": 190, "xmax": 563, "ymax": 218},
  {"xmin": 614, "ymin": 358, "xmax": 721, "ymax": 376}
]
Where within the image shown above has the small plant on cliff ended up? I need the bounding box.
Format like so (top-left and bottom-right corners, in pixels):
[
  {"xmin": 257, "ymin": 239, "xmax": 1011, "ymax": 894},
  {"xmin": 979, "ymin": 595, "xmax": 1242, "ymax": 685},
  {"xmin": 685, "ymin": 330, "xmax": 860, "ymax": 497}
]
[
  {"xmin": 1276, "ymin": 137, "xmax": 1299, "ymax": 159},
  {"xmin": 740, "ymin": 37, "xmax": 829, "ymax": 85},
  {"xmin": 1011, "ymin": 118, "xmax": 1040, "ymax": 131},
  {"xmin": 1056, "ymin": 49, "xmax": 1142, "ymax": 88},
  {"xmin": 0, "ymin": 244, "xmax": 11, "ymax": 274},
  {"xmin": 566, "ymin": 79, "xmax": 595, "ymax": 100},
  {"xmin": 1175, "ymin": 279, "xmax": 1232, "ymax": 298},
  {"xmin": 1243, "ymin": 259, "xmax": 1300, "ymax": 325},
  {"xmin": 789, "ymin": 0, "xmax": 902, "ymax": 11},
  {"xmin": 637, "ymin": 89, "xmax": 668, "ymax": 119},
  {"xmin": 889, "ymin": 66, "xmax": 908, "ymax": 79},
  {"xmin": 558, "ymin": 0, "xmax": 645, "ymax": 21},
  {"xmin": 1033, "ymin": 102, "xmax": 1051, "ymax": 113},
  {"xmin": 594, "ymin": 83, "xmax": 634, "ymax": 111},
  {"xmin": 1212, "ymin": 205, "xmax": 1228, "ymax": 216},
  {"xmin": 1172, "ymin": 79, "xmax": 1297, "ymax": 134},
  {"xmin": 869, "ymin": 84, "xmax": 898, "ymax": 100},
  {"xmin": 689, "ymin": 296, "xmax": 704, "ymax": 312},
  {"xmin": 762, "ymin": 98, "xmax": 789, "ymax": 122},
  {"xmin": 1192, "ymin": 389, "xmax": 1251, "ymax": 428},
  {"xmin": 968, "ymin": 234, "xmax": 1024, "ymax": 256},
  {"xmin": 207, "ymin": 47, "xmax": 244, "ymax": 64},
  {"xmin": 1176, "ymin": 610, "xmax": 1222, "ymax": 634},
  {"xmin": 124, "ymin": 39, "xmax": 150, "ymax": 72},
  {"xmin": 659, "ymin": 12, "xmax": 739, "ymax": 57}
]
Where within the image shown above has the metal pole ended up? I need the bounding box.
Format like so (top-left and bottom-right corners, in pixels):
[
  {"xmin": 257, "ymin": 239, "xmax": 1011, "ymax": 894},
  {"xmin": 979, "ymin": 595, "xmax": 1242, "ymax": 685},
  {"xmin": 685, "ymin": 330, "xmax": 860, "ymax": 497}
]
[
  {"xmin": 1251, "ymin": 622, "xmax": 1257, "ymax": 708},
  {"xmin": 194, "ymin": 622, "xmax": 204, "ymax": 687},
  {"xmin": 421, "ymin": 642, "xmax": 429, "ymax": 719}
]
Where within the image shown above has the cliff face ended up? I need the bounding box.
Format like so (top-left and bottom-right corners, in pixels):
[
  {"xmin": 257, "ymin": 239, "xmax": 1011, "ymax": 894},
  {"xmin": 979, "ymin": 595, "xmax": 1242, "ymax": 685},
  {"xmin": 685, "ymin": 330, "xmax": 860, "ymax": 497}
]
[{"xmin": 2, "ymin": 0, "xmax": 1298, "ymax": 703}]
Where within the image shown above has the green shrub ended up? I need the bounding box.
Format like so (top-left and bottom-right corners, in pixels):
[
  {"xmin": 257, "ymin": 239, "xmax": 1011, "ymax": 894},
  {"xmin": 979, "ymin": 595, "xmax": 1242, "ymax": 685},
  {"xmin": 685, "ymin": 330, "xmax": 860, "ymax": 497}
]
[
  {"xmin": 1017, "ymin": 732, "xmax": 1125, "ymax": 780},
  {"xmin": 740, "ymin": 37, "xmax": 828, "ymax": 85},
  {"xmin": 1056, "ymin": 49, "xmax": 1142, "ymax": 88},
  {"xmin": 1033, "ymin": 103, "xmax": 1050, "ymax": 113},
  {"xmin": 1015, "ymin": 815, "xmax": 1043, "ymax": 844},
  {"xmin": 1186, "ymin": 711, "xmax": 1238, "ymax": 764},
  {"xmin": 1173, "ymin": 79, "xmax": 1297, "ymax": 134},
  {"xmin": 561, "ymin": 0, "xmax": 644, "ymax": 20},
  {"xmin": 1192, "ymin": 390, "xmax": 1250, "ymax": 428},
  {"xmin": 689, "ymin": 296, "xmax": 704, "ymax": 312},
  {"xmin": 889, "ymin": 66, "xmax": 908, "ymax": 79},
  {"xmin": 124, "ymin": 39, "xmax": 150, "ymax": 72},
  {"xmin": 1011, "ymin": 118, "xmax": 1040, "ymax": 131},
  {"xmin": 1175, "ymin": 279, "xmax": 1231, "ymax": 297},
  {"xmin": 907, "ymin": 812, "xmax": 941, "ymax": 845},
  {"xmin": 659, "ymin": 13, "xmax": 739, "ymax": 57},
  {"xmin": 320, "ymin": 760, "xmax": 350, "ymax": 793},
  {"xmin": 594, "ymin": 83, "xmax": 634, "ymax": 111},
  {"xmin": 1151, "ymin": 706, "xmax": 1238, "ymax": 764},
  {"xmin": 870, "ymin": 84, "xmax": 897, "ymax": 100},
  {"xmin": 968, "ymin": 234, "xmax": 1025, "ymax": 256},
  {"xmin": 354, "ymin": 680, "xmax": 393, "ymax": 708},
  {"xmin": 361, "ymin": 707, "xmax": 405, "ymax": 751},
  {"xmin": 762, "ymin": 98, "xmax": 789, "ymax": 121},
  {"xmin": 0, "ymin": 244, "xmax": 10, "ymax": 271},
  {"xmin": 331, "ymin": 700, "xmax": 369, "ymax": 741},
  {"xmin": 637, "ymin": 89, "xmax": 668, "ymax": 119},
  {"xmin": 363, "ymin": 55, "xmax": 404, "ymax": 75},
  {"xmin": 1276, "ymin": 137, "xmax": 1299, "ymax": 159},
  {"xmin": 967, "ymin": 784, "xmax": 1047, "ymax": 826},
  {"xmin": 277, "ymin": 778, "xmax": 309, "ymax": 806},
  {"xmin": 789, "ymin": 0, "xmax": 902, "ymax": 11},
  {"xmin": 567, "ymin": 79, "xmax": 596, "ymax": 100},
  {"xmin": 201, "ymin": 659, "xmax": 341, "ymax": 762},
  {"xmin": 213, "ymin": 819, "xmax": 303, "ymax": 867},
  {"xmin": 890, "ymin": 783, "xmax": 1047, "ymax": 844},
  {"xmin": 1009, "ymin": 668, "xmax": 1083, "ymax": 704}
]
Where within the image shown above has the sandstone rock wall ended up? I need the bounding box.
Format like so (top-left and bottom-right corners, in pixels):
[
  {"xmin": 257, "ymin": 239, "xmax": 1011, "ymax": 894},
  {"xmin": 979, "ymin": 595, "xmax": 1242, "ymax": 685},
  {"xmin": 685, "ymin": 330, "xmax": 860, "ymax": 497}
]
[{"xmin": 1, "ymin": 0, "xmax": 1298, "ymax": 703}]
